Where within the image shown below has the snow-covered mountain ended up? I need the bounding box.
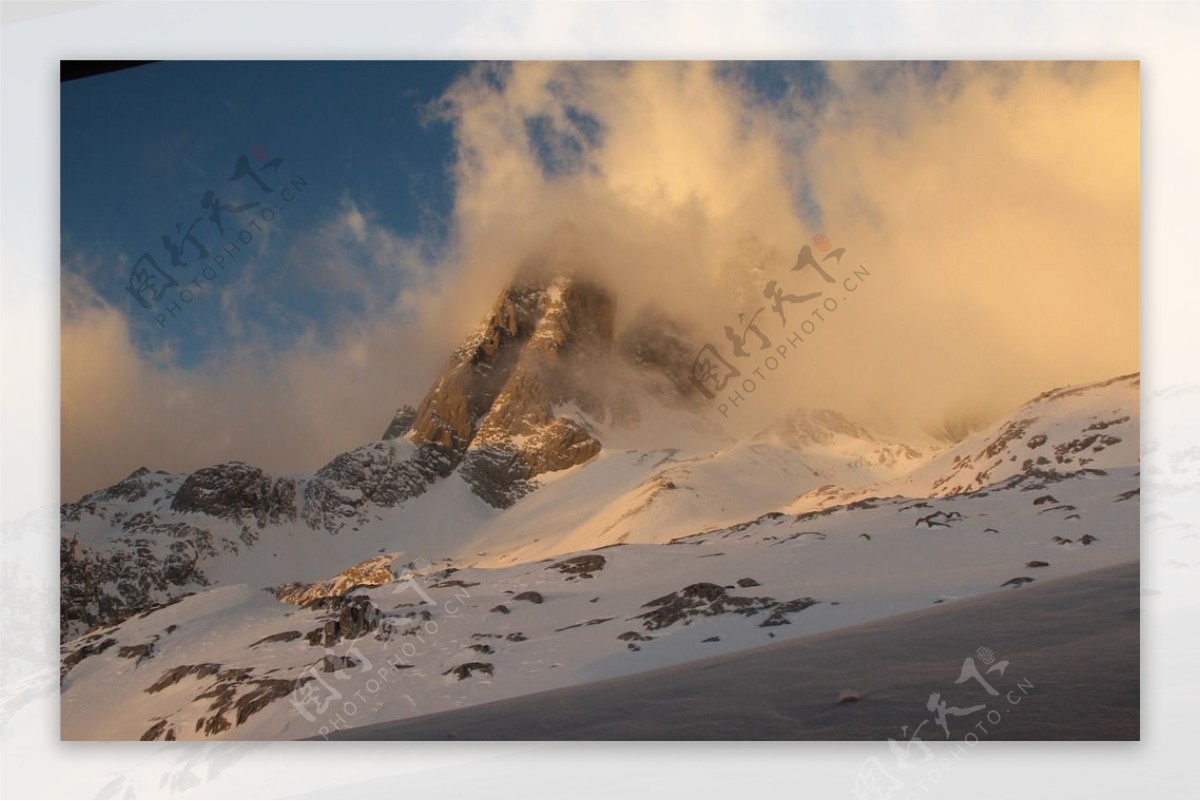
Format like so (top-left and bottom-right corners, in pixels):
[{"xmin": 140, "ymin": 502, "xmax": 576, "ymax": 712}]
[{"xmin": 59, "ymin": 272, "xmax": 1139, "ymax": 741}]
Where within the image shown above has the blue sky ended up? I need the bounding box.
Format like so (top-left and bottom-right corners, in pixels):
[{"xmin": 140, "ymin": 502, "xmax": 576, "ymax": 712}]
[
  {"xmin": 62, "ymin": 61, "xmax": 470, "ymax": 366},
  {"xmin": 61, "ymin": 61, "xmax": 853, "ymax": 367}
]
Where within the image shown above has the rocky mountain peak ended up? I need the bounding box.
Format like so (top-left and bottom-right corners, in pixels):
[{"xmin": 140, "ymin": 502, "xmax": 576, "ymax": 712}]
[{"xmin": 403, "ymin": 275, "xmax": 616, "ymax": 506}]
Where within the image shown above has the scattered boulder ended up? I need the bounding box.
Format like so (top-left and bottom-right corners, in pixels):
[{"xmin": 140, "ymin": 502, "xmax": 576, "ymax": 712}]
[
  {"xmin": 513, "ymin": 591, "xmax": 544, "ymax": 604},
  {"xmin": 635, "ymin": 583, "xmax": 787, "ymax": 631},
  {"xmin": 915, "ymin": 511, "xmax": 963, "ymax": 528},
  {"xmin": 547, "ymin": 554, "xmax": 607, "ymax": 579},
  {"xmin": 1001, "ymin": 576, "xmax": 1036, "ymax": 588},
  {"xmin": 759, "ymin": 597, "xmax": 820, "ymax": 627},
  {"xmin": 736, "ymin": 577, "xmax": 761, "ymax": 588},
  {"xmin": 443, "ymin": 662, "xmax": 493, "ymax": 681},
  {"xmin": 1024, "ymin": 560, "xmax": 1050, "ymax": 569}
]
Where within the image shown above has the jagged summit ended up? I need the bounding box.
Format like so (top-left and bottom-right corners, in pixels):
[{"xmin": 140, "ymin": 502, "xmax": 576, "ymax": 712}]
[{"xmin": 406, "ymin": 275, "xmax": 614, "ymax": 505}]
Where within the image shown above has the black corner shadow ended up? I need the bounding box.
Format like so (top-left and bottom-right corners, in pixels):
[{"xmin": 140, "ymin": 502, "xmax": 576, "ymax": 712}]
[{"xmin": 61, "ymin": 61, "xmax": 158, "ymax": 83}]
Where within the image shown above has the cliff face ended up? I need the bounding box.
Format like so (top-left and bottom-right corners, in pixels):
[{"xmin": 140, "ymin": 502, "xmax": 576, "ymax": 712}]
[{"xmin": 408, "ymin": 276, "xmax": 615, "ymax": 506}]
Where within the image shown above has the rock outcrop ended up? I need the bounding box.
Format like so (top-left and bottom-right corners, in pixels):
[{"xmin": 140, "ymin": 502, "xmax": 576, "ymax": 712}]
[
  {"xmin": 170, "ymin": 462, "xmax": 297, "ymax": 529},
  {"xmin": 381, "ymin": 405, "xmax": 418, "ymax": 440},
  {"xmin": 409, "ymin": 275, "xmax": 615, "ymax": 507}
]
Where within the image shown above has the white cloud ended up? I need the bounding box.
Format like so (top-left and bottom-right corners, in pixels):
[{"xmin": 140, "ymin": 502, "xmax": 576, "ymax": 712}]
[{"xmin": 61, "ymin": 61, "xmax": 1140, "ymax": 497}]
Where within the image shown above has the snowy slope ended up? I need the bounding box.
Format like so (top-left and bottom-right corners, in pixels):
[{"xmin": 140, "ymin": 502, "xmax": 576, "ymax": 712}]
[
  {"xmin": 59, "ymin": 261, "xmax": 1139, "ymax": 748},
  {"xmin": 60, "ymin": 372, "xmax": 1138, "ymax": 740},
  {"xmin": 320, "ymin": 561, "xmax": 1139, "ymax": 741},
  {"xmin": 903, "ymin": 373, "xmax": 1139, "ymax": 497},
  {"xmin": 59, "ymin": 404, "xmax": 927, "ymax": 637}
]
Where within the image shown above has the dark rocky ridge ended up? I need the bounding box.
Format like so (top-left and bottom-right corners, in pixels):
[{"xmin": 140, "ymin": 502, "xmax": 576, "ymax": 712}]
[{"xmin": 170, "ymin": 462, "xmax": 297, "ymax": 528}]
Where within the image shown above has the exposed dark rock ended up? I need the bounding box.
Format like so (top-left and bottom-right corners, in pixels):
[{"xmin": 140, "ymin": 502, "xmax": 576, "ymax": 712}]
[
  {"xmin": 146, "ymin": 663, "xmax": 222, "ymax": 694},
  {"xmin": 429, "ymin": 579, "xmax": 479, "ymax": 589},
  {"xmin": 117, "ymin": 642, "xmax": 156, "ymax": 663},
  {"xmin": 554, "ymin": 617, "xmax": 614, "ymax": 632},
  {"xmin": 382, "ymin": 405, "xmax": 418, "ymax": 440},
  {"xmin": 759, "ymin": 597, "xmax": 820, "ymax": 627},
  {"xmin": 321, "ymin": 654, "xmax": 359, "ymax": 673},
  {"xmin": 60, "ymin": 532, "xmax": 209, "ymax": 641},
  {"xmin": 304, "ymin": 595, "xmax": 383, "ymax": 647},
  {"xmin": 915, "ymin": 510, "xmax": 963, "ymax": 528},
  {"xmin": 736, "ymin": 577, "xmax": 761, "ymax": 587},
  {"xmin": 635, "ymin": 583, "xmax": 788, "ymax": 631},
  {"xmin": 444, "ymin": 662, "xmax": 493, "ymax": 681},
  {"xmin": 250, "ymin": 631, "xmax": 302, "ymax": 648},
  {"xmin": 140, "ymin": 719, "xmax": 172, "ymax": 741},
  {"xmin": 302, "ymin": 443, "xmax": 456, "ymax": 533},
  {"xmin": 170, "ymin": 462, "xmax": 297, "ymax": 529},
  {"xmin": 513, "ymin": 591, "xmax": 544, "ymax": 604},
  {"xmin": 547, "ymin": 554, "xmax": 607, "ymax": 579},
  {"xmin": 61, "ymin": 637, "xmax": 118, "ymax": 680},
  {"xmin": 490, "ymin": 604, "xmax": 510, "ymax": 614},
  {"xmin": 1001, "ymin": 576, "xmax": 1036, "ymax": 588},
  {"xmin": 1024, "ymin": 560, "xmax": 1050, "ymax": 568}
]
